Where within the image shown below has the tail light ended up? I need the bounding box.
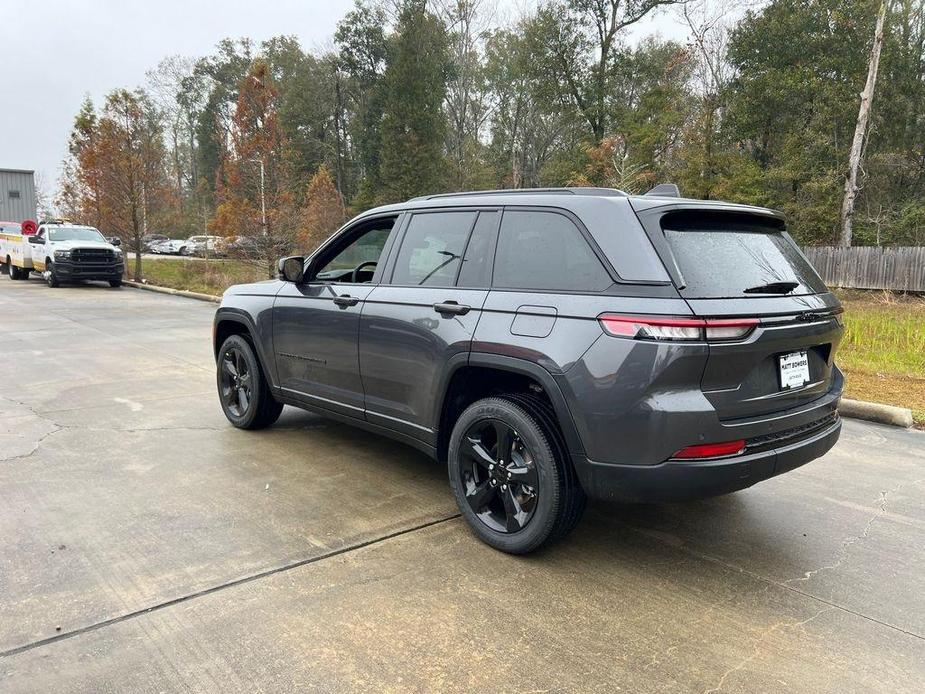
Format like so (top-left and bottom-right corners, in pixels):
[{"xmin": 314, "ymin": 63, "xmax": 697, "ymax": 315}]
[
  {"xmin": 671, "ymin": 440, "xmax": 746, "ymax": 459},
  {"xmin": 598, "ymin": 315, "xmax": 758, "ymax": 342}
]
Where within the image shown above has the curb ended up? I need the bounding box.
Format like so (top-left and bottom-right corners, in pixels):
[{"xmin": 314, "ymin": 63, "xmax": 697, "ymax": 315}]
[
  {"xmin": 124, "ymin": 280, "xmax": 220, "ymax": 304},
  {"xmin": 838, "ymin": 398, "xmax": 914, "ymax": 428}
]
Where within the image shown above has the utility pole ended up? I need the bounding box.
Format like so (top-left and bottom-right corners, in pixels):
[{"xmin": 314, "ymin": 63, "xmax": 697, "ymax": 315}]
[
  {"xmin": 840, "ymin": 0, "xmax": 889, "ymax": 247},
  {"xmin": 249, "ymin": 158, "xmax": 270, "ymax": 277}
]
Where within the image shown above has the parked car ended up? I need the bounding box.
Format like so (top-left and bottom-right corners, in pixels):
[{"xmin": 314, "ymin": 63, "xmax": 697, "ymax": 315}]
[
  {"xmin": 150, "ymin": 238, "xmax": 183, "ymax": 255},
  {"xmin": 142, "ymin": 234, "xmax": 169, "ymax": 252},
  {"xmin": 24, "ymin": 222, "xmax": 124, "ymax": 287},
  {"xmin": 181, "ymin": 235, "xmax": 225, "ymax": 257},
  {"xmin": 227, "ymin": 234, "xmax": 290, "ymax": 258},
  {"xmin": 212, "ymin": 186, "xmax": 845, "ymax": 554}
]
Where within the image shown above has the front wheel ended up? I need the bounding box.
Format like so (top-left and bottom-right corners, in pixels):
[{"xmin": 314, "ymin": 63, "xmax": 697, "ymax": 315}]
[
  {"xmin": 45, "ymin": 262, "xmax": 59, "ymax": 287},
  {"xmin": 216, "ymin": 334, "xmax": 283, "ymax": 429},
  {"xmin": 109, "ymin": 279, "xmax": 122, "ymax": 288},
  {"xmin": 448, "ymin": 397, "xmax": 586, "ymax": 554}
]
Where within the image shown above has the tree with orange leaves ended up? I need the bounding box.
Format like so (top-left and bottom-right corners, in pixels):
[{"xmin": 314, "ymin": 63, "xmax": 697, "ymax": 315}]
[
  {"xmin": 58, "ymin": 89, "xmax": 170, "ymax": 279},
  {"xmin": 298, "ymin": 165, "xmax": 346, "ymax": 254},
  {"xmin": 210, "ymin": 59, "xmax": 297, "ymax": 277}
]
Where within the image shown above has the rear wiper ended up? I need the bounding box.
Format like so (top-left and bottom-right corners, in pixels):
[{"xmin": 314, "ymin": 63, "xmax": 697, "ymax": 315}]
[{"xmin": 743, "ymin": 281, "xmax": 799, "ymax": 295}]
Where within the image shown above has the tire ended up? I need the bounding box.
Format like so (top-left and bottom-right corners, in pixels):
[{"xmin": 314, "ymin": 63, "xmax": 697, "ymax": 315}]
[
  {"xmin": 109, "ymin": 279, "xmax": 122, "ymax": 288},
  {"xmin": 8, "ymin": 261, "xmax": 20, "ymax": 280},
  {"xmin": 179, "ymin": 246, "xmax": 189, "ymax": 256},
  {"xmin": 216, "ymin": 334, "xmax": 283, "ymax": 430},
  {"xmin": 45, "ymin": 261, "xmax": 59, "ymax": 288},
  {"xmin": 0, "ymin": 257, "xmax": 7, "ymax": 275},
  {"xmin": 448, "ymin": 396, "xmax": 586, "ymax": 554}
]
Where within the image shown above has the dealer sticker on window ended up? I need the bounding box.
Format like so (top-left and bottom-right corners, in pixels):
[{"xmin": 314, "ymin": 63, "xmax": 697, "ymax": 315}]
[{"xmin": 779, "ymin": 351, "xmax": 810, "ymax": 390}]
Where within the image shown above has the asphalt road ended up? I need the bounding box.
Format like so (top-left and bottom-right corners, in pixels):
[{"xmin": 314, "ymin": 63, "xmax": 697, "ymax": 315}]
[{"xmin": 1, "ymin": 277, "xmax": 923, "ymax": 693}]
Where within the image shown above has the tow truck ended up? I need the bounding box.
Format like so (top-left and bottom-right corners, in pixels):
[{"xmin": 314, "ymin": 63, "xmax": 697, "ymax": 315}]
[
  {"xmin": 0, "ymin": 219, "xmax": 36, "ymax": 279},
  {"xmin": 2, "ymin": 219, "xmax": 125, "ymax": 287}
]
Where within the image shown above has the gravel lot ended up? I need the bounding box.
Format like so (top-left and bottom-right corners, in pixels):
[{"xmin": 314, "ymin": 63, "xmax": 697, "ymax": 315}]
[{"xmin": 1, "ymin": 277, "xmax": 923, "ymax": 693}]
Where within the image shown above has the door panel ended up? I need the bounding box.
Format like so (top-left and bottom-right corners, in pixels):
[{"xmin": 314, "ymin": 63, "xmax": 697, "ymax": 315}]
[
  {"xmin": 273, "ymin": 282, "xmax": 374, "ymax": 416},
  {"xmin": 359, "ymin": 286, "xmax": 488, "ymax": 439}
]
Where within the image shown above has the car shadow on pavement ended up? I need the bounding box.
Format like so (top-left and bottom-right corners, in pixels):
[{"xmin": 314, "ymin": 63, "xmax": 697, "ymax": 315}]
[{"xmin": 269, "ymin": 408, "xmax": 793, "ymax": 571}]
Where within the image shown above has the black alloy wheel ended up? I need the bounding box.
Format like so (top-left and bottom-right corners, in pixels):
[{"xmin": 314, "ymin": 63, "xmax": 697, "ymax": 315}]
[
  {"xmin": 458, "ymin": 419, "xmax": 539, "ymax": 533},
  {"xmin": 448, "ymin": 397, "xmax": 586, "ymax": 554},
  {"xmin": 220, "ymin": 345, "xmax": 253, "ymax": 418},
  {"xmin": 216, "ymin": 334, "xmax": 283, "ymax": 430}
]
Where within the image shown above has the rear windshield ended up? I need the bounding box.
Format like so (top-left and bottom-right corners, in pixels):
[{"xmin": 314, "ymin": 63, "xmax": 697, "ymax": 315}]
[{"xmin": 663, "ymin": 222, "xmax": 826, "ymax": 298}]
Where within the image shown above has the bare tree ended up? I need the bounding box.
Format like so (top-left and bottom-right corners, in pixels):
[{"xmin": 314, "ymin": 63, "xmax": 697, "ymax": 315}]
[{"xmin": 840, "ymin": 0, "xmax": 890, "ymax": 247}]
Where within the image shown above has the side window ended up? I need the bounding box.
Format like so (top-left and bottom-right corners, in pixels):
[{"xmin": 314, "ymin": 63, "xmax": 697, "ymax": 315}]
[
  {"xmin": 457, "ymin": 211, "xmax": 500, "ymax": 288},
  {"xmin": 492, "ymin": 211, "xmax": 612, "ymax": 292},
  {"xmin": 391, "ymin": 212, "xmax": 476, "ymax": 287},
  {"xmin": 315, "ymin": 223, "xmax": 394, "ymax": 283}
]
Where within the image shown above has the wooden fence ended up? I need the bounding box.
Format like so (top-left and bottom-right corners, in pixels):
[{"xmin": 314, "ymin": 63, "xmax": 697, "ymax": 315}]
[{"xmin": 802, "ymin": 246, "xmax": 925, "ymax": 292}]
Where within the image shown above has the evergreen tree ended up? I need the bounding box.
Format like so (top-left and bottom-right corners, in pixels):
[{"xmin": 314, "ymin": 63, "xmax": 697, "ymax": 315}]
[{"xmin": 377, "ymin": 1, "xmax": 450, "ymax": 203}]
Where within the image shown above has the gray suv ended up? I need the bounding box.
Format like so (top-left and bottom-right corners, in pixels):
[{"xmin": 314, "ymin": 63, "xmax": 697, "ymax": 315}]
[{"xmin": 213, "ymin": 187, "xmax": 844, "ymax": 553}]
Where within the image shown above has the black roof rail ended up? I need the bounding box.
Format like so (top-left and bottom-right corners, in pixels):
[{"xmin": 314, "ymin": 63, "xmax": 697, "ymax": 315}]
[
  {"xmin": 643, "ymin": 183, "xmax": 681, "ymax": 197},
  {"xmin": 407, "ymin": 187, "xmax": 627, "ymax": 202}
]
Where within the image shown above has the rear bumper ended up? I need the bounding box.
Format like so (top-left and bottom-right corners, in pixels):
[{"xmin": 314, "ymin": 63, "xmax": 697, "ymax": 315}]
[{"xmin": 573, "ymin": 416, "xmax": 841, "ymax": 502}]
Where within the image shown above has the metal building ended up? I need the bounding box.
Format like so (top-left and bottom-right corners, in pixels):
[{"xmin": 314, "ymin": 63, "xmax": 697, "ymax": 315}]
[{"xmin": 0, "ymin": 168, "xmax": 37, "ymax": 223}]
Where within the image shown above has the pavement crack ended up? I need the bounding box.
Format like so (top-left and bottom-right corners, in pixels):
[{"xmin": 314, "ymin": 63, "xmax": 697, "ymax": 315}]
[
  {"xmin": 0, "ymin": 513, "xmax": 461, "ymax": 660},
  {"xmin": 785, "ymin": 477, "xmax": 923, "ymax": 586},
  {"xmin": 0, "ymin": 425, "xmax": 67, "ymax": 463},
  {"xmin": 618, "ymin": 519, "xmax": 925, "ymax": 642},
  {"xmin": 703, "ymin": 607, "xmax": 833, "ymax": 693}
]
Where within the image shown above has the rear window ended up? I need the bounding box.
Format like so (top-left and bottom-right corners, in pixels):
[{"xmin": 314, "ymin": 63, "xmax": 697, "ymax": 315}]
[{"xmin": 663, "ymin": 220, "xmax": 826, "ymax": 298}]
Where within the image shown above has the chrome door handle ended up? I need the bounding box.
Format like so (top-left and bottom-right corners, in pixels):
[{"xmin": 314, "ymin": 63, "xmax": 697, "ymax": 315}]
[
  {"xmin": 333, "ymin": 294, "xmax": 359, "ymax": 308},
  {"xmin": 433, "ymin": 301, "xmax": 470, "ymax": 316}
]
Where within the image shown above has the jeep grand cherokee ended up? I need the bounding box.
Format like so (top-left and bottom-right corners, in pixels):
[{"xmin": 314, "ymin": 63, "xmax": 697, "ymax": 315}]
[{"xmin": 213, "ymin": 187, "xmax": 844, "ymax": 554}]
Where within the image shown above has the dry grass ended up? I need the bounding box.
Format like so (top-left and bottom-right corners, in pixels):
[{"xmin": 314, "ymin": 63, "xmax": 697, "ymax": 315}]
[
  {"xmin": 129, "ymin": 257, "xmax": 267, "ymax": 296},
  {"xmin": 836, "ymin": 290, "xmax": 925, "ymax": 426}
]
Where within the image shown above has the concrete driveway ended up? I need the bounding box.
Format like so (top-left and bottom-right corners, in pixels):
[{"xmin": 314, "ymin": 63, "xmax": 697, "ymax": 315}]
[{"xmin": 1, "ymin": 278, "xmax": 923, "ymax": 693}]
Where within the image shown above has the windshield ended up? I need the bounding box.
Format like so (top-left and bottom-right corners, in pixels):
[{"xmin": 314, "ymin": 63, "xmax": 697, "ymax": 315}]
[
  {"xmin": 49, "ymin": 227, "xmax": 106, "ymax": 243},
  {"xmin": 664, "ymin": 223, "xmax": 827, "ymax": 299}
]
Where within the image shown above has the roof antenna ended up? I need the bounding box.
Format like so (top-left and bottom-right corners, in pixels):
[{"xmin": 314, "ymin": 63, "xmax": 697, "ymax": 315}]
[{"xmin": 644, "ymin": 183, "xmax": 681, "ymax": 197}]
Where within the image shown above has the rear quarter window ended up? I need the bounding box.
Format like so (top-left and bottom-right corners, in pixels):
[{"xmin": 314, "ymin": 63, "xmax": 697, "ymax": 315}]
[
  {"xmin": 493, "ymin": 210, "xmax": 612, "ymax": 292},
  {"xmin": 663, "ymin": 217, "xmax": 827, "ymax": 298}
]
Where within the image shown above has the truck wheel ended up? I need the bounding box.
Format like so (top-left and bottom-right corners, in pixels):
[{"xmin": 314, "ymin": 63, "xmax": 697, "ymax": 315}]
[
  {"xmin": 216, "ymin": 334, "xmax": 283, "ymax": 430},
  {"xmin": 109, "ymin": 279, "xmax": 122, "ymax": 288},
  {"xmin": 0, "ymin": 257, "xmax": 7, "ymax": 275},
  {"xmin": 9, "ymin": 262, "xmax": 21, "ymax": 280},
  {"xmin": 45, "ymin": 262, "xmax": 60, "ymax": 288},
  {"xmin": 448, "ymin": 396, "xmax": 585, "ymax": 554}
]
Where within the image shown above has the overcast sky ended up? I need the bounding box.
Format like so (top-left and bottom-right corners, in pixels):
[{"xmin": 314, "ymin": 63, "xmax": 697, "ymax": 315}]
[{"xmin": 1, "ymin": 0, "xmax": 688, "ymax": 198}]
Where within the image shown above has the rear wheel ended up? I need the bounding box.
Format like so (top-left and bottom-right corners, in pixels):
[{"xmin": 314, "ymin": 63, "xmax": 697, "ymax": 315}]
[
  {"xmin": 448, "ymin": 397, "xmax": 585, "ymax": 554},
  {"xmin": 8, "ymin": 261, "xmax": 19, "ymax": 280},
  {"xmin": 216, "ymin": 334, "xmax": 283, "ymax": 429}
]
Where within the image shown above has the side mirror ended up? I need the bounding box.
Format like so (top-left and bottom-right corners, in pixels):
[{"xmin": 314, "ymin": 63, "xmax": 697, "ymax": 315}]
[
  {"xmin": 28, "ymin": 235, "xmax": 43, "ymax": 244},
  {"xmin": 278, "ymin": 256, "xmax": 305, "ymax": 283},
  {"xmin": 109, "ymin": 237, "xmax": 122, "ymax": 246}
]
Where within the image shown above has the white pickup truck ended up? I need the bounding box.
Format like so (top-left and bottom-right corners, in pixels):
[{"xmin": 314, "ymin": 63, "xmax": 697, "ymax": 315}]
[{"xmin": 2, "ymin": 221, "xmax": 124, "ymax": 287}]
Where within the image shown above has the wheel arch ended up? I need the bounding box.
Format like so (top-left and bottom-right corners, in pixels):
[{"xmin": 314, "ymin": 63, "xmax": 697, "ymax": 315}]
[
  {"xmin": 434, "ymin": 353, "xmax": 585, "ymax": 464},
  {"xmin": 213, "ymin": 310, "xmax": 277, "ymax": 389}
]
